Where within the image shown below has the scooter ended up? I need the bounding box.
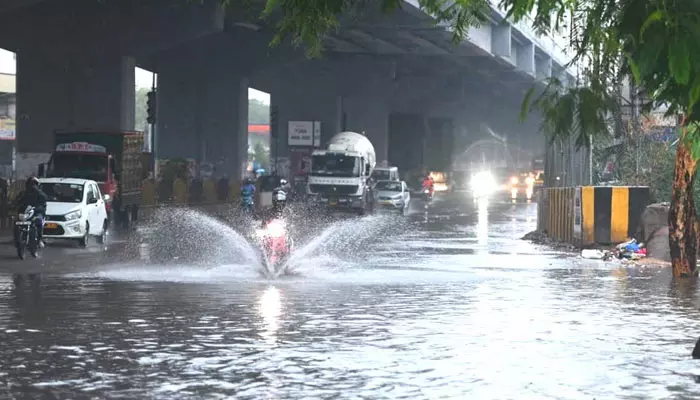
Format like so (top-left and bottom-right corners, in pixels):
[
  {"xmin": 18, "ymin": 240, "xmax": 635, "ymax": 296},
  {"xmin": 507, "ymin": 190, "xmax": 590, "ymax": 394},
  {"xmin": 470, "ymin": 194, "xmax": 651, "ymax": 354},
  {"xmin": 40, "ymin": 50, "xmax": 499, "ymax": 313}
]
[{"xmin": 255, "ymin": 218, "xmax": 294, "ymax": 278}]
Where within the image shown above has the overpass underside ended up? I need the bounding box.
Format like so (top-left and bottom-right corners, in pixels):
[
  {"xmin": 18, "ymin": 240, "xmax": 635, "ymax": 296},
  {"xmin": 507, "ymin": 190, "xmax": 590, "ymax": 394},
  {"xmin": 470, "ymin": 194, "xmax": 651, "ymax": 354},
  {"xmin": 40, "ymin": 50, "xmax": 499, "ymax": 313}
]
[{"xmin": 0, "ymin": 0, "xmax": 570, "ymax": 179}]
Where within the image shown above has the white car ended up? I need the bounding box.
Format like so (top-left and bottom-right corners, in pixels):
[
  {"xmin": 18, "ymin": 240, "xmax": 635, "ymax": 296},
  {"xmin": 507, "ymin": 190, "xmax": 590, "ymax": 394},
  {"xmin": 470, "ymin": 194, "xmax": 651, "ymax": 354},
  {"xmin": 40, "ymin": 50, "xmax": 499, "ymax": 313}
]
[
  {"xmin": 374, "ymin": 180, "xmax": 411, "ymax": 213},
  {"xmin": 39, "ymin": 178, "xmax": 109, "ymax": 247}
]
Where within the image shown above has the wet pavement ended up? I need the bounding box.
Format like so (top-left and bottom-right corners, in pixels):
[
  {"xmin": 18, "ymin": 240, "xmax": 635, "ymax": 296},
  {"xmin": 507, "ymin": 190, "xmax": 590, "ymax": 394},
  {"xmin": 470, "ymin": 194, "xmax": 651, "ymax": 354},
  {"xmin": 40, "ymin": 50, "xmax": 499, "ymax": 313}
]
[{"xmin": 1, "ymin": 193, "xmax": 699, "ymax": 399}]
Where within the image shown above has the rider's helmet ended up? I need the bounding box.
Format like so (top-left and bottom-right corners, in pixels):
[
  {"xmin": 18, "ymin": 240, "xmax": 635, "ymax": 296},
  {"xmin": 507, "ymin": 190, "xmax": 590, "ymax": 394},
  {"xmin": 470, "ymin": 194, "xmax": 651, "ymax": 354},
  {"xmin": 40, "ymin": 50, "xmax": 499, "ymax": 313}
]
[
  {"xmin": 26, "ymin": 176, "xmax": 39, "ymax": 189},
  {"xmin": 280, "ymin": 179, "xmax": 288, "ymax": 185}
]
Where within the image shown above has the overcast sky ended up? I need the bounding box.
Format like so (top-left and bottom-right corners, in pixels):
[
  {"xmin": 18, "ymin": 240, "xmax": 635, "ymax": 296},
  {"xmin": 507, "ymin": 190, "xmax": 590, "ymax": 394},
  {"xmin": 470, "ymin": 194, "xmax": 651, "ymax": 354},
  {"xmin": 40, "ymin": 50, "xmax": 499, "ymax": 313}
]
[{"xmin": 0, "ymin": 48, "xmax": 270, "ymax": 104}]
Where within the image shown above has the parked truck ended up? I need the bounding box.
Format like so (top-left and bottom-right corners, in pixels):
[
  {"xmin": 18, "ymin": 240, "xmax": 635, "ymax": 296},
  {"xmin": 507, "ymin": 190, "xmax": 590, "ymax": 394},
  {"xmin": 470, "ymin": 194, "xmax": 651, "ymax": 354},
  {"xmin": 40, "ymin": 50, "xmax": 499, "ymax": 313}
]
[
  {"xmin": 38, "ymin": 130, "xmax": 145, "ymax": 228},
  {"xmin": 307, "ymin": 131, "xmax": 377, "ymax": 214}
]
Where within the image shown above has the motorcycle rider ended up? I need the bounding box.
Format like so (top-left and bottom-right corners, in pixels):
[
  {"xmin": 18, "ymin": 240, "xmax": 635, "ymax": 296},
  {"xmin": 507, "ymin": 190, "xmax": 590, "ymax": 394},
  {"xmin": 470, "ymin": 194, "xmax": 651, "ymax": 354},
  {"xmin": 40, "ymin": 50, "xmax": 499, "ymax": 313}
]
[
  {"xmin": 421, "ymin": 173, "xmax": 435, "ymax": 200},
  {"xmin": 16, "ymin": 176, "xmax": 48, "ymax": 248},
  {"xmin": 240, "ymin": 177, "xmax": 256, "ymax": 214},
  {"xmin": 272, "ymin": 178, "xmax": 291, "ymax": 215}
]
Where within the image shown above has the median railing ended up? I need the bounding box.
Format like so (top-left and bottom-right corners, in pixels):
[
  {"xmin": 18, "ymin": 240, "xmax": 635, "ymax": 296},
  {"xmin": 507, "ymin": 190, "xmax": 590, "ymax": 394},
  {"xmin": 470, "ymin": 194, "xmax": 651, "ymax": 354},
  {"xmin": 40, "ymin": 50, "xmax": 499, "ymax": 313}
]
[{"xmin": 537, "ymin": 186, "xmax": 650, "ymax": 246}]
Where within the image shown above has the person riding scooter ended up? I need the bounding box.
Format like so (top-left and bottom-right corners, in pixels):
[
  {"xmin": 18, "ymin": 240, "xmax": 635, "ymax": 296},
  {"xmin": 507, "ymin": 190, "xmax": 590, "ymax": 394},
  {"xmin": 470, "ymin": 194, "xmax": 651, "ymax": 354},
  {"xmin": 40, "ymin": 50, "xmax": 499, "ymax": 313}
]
[
  {"xmin": 240, "ymin": 178, "xmax": 256, "ymax": 214},
  {"xmin": 15, "ymin": 176, "xmax": 48, "ymax": 248},
  {"xmin": 421, "ymin": 173, "xmax": 435, "ymax": 201},
  {"xmin": 272, "ymin": 178, "xmax": 291, "ymax": 214}
]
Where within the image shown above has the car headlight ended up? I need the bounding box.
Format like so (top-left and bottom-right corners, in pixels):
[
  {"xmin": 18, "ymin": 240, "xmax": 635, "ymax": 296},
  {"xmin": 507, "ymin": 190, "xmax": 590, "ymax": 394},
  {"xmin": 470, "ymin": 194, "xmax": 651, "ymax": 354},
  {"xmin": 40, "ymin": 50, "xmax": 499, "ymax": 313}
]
[
  {"xmin": 392, "ymin": 194, "xmax": 402, "ymax": 200},
  {"xmin": 65, "ymin": 210, "xmax": 82, "ymax": 221}
]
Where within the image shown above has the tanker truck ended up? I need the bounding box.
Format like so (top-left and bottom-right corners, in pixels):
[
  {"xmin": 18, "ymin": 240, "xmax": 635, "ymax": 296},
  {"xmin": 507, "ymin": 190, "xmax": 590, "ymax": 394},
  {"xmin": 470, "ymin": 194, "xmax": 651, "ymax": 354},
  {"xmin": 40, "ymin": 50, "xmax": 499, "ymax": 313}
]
[{"xmin": 307, "ymin": 131, "xmax": 377, "ymax": 214}]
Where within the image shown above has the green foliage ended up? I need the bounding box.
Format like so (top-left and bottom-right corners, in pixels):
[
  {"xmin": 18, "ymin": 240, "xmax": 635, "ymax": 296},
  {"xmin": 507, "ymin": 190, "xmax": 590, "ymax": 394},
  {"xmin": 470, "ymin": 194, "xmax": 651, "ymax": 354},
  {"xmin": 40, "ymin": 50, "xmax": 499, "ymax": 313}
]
[
  {"xmin": 135, "ymin": 87, "xmax": 150, "ymax": 132},
  {"xmin": 248, "ymin": 99, "xmax": 270, "ymax": 124},
  {"xmin": 252, "ymin": 141, "xmax": 270, "ymax": 168}
]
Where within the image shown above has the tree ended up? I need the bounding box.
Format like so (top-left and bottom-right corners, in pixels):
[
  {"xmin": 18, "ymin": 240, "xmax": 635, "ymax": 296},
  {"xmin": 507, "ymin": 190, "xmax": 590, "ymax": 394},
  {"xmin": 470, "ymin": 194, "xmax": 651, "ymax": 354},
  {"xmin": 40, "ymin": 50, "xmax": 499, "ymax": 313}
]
[
  {"xmin": 135, "ymin": 87, "xmax": 150, "ymax": 132},
  {"xmin": 249, "ymin": 98, "xmax": 270, "ymax": 124},
  {"xmin": 253, "ymin": 141, "xmax": 270, "ymax": 169}
]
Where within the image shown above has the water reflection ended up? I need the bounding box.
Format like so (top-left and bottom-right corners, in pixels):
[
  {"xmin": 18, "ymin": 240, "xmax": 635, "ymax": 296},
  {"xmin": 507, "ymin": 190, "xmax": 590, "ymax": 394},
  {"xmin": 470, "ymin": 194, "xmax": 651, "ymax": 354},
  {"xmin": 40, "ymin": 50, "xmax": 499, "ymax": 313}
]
[
  {"xmin": 258, "ymin": 286, "xmax": 282, "ymax": 344},
  {"xmin": 476, "ymin": 198, "xmax": 489, "ymax": 254}
]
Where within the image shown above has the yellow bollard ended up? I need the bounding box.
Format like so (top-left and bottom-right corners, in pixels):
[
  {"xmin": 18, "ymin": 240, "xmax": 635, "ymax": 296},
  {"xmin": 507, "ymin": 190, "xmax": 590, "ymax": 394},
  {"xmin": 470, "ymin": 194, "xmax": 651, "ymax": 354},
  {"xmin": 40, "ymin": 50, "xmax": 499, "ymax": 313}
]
[
  {"xmin": 173, "ymin": 178, "xmax": 188, "ymax": 204},
  {"xmin": 203, "ymin": 179, "xmax": 217, "ymax": 203},
  {"xmin": 141, "ymin": 179, "xmax": 157, "ymax": 206}
]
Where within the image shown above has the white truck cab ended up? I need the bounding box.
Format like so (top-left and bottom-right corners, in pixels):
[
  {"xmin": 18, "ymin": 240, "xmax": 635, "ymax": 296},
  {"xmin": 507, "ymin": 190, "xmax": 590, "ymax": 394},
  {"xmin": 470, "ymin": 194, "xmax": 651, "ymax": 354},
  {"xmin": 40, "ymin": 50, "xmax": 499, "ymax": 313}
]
[{"xmin": 307, "ymin": 131, "xmax": 377, "ymax": 214}]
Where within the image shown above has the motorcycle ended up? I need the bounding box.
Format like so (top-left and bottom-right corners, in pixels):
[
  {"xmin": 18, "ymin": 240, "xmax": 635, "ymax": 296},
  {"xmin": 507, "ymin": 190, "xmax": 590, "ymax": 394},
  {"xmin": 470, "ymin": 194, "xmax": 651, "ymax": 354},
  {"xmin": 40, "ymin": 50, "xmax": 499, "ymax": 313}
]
[
  {"xmin": 14, "ymin": 205, "xmax": 41, "ymax": 260},
  {"xmin": 241, "ymin": 196, "xmax": 255, "ymax": 215},
  {"xmin": 255, "ymin": 218, "xmax": 293, "ymax": 278}
]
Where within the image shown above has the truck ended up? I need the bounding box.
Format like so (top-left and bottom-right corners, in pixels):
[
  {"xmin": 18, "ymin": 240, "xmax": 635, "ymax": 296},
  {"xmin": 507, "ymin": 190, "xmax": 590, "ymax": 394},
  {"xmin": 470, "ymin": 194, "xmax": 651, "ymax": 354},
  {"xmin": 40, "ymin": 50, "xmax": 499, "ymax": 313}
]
[
  {"xmin": 38, "ymin": 130, "xmax": 145, "ymax": 228},
  {"xmin": 307, "ymin": 131, "xmax": 376, "ymax": 214}
]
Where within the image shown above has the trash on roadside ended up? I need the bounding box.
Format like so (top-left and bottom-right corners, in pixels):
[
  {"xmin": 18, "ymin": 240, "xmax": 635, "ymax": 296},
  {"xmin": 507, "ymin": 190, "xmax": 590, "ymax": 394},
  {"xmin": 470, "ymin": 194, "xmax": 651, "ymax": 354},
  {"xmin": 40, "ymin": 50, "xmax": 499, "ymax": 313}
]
[
  {"xmin": 581, "ymin": 249, "xmax": 613, "ymax": 260},
  {"xmin": 581, "ymin": 238, "xmax": 648, "ymax": 262}
]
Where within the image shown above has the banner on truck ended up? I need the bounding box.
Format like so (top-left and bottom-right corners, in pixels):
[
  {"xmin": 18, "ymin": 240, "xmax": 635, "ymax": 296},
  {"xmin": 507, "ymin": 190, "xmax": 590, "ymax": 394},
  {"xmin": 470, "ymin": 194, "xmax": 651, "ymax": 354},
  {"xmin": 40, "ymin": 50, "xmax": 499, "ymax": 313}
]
[
  {"xmin": 313, "ymin": 121, "xmax": 321, "ymax": 147},
  {"xmin": 288, "ymin": 121, "xmax": 313, "ymax": 146}
]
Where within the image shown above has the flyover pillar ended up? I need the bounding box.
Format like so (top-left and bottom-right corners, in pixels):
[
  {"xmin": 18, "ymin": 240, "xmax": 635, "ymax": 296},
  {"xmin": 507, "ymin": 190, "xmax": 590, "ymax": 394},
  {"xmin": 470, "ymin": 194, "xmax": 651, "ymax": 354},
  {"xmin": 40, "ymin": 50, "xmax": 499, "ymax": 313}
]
[
  {"xmin": 157, "ymin": 60, "xmax": 248, "ymax": 179},
  {"xmin": 269, "ymin": 89, "xmax": 339, "ymax": 173},
  {"xmin": 343, "ymin": 96, "xmax": 389, "ymax": 163},
  {"xmin": 16, "ymin": 51, "xmax": 136, "ymax": 154}
]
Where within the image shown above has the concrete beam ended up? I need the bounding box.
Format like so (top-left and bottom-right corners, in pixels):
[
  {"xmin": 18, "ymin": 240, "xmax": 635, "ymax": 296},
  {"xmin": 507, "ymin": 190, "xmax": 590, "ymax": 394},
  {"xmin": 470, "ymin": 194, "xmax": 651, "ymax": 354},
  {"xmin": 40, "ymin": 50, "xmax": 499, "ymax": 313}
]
[
  {"xmin": 2, "ymin": 0, "xmax": 225, "ymax": 57},
  {"xmin": 536, "ymin": 55, "xmax": 553, "ymax": 81},
  {"xmin": 491, "ymin": 23, "xmax": 512, "ymax": 61},
  {"xmin": 516, "ymin": 42, "xmax": 536, "ymax": 77}
]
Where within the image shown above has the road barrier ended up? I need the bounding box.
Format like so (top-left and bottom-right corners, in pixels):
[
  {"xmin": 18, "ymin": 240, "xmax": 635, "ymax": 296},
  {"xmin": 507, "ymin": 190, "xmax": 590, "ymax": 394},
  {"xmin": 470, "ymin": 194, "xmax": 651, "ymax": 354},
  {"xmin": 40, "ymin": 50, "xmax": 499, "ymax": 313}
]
[{"xmin": 537, "ymin": 186, "xmax": 650, "ymax": 246}]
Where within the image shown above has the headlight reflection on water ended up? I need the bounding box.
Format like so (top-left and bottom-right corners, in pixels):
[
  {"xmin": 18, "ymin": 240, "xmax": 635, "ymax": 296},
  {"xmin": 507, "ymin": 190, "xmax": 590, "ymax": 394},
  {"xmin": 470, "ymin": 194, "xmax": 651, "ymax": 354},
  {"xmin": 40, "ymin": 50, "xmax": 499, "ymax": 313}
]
[
  {"xmin": 258, "ymin": 286, "xmax": 282, "ymax": 344},
  {"xmin": 476, "ymin": 197, "xmax": 489, "ymax": 254}
]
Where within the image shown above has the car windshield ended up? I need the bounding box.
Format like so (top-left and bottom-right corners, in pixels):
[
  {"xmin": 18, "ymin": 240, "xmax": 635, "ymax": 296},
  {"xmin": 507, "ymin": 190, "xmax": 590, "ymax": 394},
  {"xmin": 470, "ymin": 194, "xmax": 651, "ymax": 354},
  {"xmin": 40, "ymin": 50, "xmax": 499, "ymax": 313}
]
[
  {"xmin": 311, "ymin": 154, "xmax": 360, "ymax": 177},
  {"xmin": 372, "ymin": 170, "xmax": 391, "ymax": 181},
  {"xmin": 48, "ymin": 153, "xmax": 108, "ymax": 182},
  {"xmin": 40, "ymin": 182, "xmax": 84, "ymax": 203},
  {"xmin": 375, "ymin": 181, "xmax": 402, "ymax": 191}
]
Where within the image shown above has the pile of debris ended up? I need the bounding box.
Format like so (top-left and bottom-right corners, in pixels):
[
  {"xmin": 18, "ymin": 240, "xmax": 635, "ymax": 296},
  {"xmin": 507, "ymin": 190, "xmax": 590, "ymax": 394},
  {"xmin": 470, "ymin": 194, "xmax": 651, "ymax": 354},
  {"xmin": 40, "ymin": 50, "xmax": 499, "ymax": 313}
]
[{"xmin": 581, "ymin": 238, "xmax": 648, "ymax": 262}]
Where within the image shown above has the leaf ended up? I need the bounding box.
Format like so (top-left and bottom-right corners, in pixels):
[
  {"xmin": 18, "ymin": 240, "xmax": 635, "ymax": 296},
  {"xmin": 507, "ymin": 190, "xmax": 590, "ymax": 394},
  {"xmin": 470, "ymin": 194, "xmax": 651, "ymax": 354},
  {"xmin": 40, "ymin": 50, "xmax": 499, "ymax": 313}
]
[
  {"xmin": 519, "ymin": 86, "xmax": 535, "ymax": 122},
  {"xmin": 627, "ymin": 56, "xmax": 641, "ymax": 83},
  {"xmin": 669, "ymin": 40, "xmax": 691, "ymax": 85},
  {"xmin": 639, "ymin": 10, "xmax": 664, "ymax": 40},
  {"xmin": 689, "ymin": 78, "xmax": 700, "ymax": 111}
]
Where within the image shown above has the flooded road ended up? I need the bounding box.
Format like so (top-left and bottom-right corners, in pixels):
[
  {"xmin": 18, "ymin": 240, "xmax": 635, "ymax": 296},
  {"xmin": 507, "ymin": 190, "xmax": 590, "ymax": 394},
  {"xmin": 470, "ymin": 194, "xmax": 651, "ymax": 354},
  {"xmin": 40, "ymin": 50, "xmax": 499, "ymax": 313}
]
[{"xmin": 1, "ymin": 194, "xmax": 699, "ymax": 399}]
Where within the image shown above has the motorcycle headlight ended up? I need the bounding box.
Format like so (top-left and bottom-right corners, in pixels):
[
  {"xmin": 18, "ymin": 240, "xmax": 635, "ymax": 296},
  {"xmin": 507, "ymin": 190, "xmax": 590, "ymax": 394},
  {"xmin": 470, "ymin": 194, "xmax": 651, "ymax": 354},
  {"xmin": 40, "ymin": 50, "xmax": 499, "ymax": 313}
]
[
  {"xmin": 510, "ymin": 176, "xmax": 519, "ymax": 185},
  {"xmin": 65, "ymin": 210, "xmax": 82, "ymax": 221},
  {"xmin": 17, "ymin": 213, "xmax": 27, "ymax": 221},
  {"xmin": 103, "ymin": 194, "xmax": 111, "ymax": 202}
]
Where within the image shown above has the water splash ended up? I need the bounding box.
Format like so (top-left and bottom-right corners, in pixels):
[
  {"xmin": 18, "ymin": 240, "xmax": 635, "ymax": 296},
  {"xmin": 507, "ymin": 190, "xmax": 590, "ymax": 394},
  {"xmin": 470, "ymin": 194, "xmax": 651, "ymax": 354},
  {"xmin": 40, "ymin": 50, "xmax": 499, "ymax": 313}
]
[
  {"xmin": 283, "ymin": 214, "xmax": 404, "ymax": 276},
  {"xmin": 135, "ymin": 208, "xmax": 263, "ymax": 269}
]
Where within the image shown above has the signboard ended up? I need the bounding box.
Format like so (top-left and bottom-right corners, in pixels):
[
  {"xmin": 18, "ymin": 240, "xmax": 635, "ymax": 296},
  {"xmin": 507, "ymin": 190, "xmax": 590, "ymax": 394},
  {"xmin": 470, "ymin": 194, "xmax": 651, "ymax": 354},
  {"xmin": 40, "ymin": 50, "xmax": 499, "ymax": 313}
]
[
  {"xmin": 56, "ymin": 142, "xmax": 107, "ymax": 153},
  {"xmin": 573, "ymin": 187, "xmax": 582, "ymax": 242},
  {"xmin": 288, "ymin": 121, "xmax": 313, "ymax": 146},
  {"xmin": 313, "ymin": 121, "xmax": 322, "ymax": 147},
  {"xmin": 0, "ymin": 118, "xmax": 15, "ymax": 141}
]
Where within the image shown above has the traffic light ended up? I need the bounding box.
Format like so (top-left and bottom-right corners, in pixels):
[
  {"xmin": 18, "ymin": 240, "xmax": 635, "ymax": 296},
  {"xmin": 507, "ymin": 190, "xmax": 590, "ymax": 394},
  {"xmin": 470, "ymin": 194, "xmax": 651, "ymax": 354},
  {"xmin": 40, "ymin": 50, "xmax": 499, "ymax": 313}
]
[{"xmin": 146, "ymin": 90, "xmax": 157, "ymax": 124}]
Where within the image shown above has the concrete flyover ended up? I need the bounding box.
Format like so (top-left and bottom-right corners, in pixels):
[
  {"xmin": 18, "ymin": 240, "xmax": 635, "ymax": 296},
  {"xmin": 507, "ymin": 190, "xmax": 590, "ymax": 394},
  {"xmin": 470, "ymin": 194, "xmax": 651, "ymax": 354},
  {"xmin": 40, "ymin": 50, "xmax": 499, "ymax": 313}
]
[{"xmin": 0, "ymin": 0, "xmax": 573, "ymax": 181}]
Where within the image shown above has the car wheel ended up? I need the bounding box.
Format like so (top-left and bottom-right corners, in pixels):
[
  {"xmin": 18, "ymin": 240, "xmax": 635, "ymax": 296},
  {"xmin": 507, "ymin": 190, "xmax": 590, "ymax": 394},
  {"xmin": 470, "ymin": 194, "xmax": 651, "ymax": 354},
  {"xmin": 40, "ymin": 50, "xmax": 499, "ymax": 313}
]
[
  {"xmin": 96, "ymin": 220, "xmax": 107, "ymax": 245},
  {"xmin": 78, "ymin": 222, "xmax": 89, "ymax": 248}
]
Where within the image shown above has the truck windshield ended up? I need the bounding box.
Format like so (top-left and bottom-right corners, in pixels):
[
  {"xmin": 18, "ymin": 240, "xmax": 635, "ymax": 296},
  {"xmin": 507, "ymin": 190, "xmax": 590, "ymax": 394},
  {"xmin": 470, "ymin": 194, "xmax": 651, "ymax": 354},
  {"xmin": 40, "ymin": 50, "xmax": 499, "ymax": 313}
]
[
  {"xmin": 311, "ymin": 154, "xmax": 360, "ymax": 177},
  {"xmin": 49, "ymin": 153, "xmax": 108, "ymax": 182}
]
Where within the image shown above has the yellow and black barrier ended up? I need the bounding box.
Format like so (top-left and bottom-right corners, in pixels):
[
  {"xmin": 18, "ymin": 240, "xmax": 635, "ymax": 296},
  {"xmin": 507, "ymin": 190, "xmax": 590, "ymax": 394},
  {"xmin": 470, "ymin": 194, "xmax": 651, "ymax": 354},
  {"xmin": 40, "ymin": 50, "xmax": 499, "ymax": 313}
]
[
  {"xmin": 579, "ymin": 186, "xmax": 650, "ymax": 245},
  {"xmin": 541, "ymin": 186, "xmax": 650, "ymax": 246}
]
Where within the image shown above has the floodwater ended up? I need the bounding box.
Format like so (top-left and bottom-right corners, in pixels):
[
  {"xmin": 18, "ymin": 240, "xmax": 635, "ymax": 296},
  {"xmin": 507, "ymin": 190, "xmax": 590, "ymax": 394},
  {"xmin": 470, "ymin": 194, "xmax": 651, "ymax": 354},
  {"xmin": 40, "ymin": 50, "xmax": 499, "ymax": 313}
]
[{"xmin": 1, "ymin": 194, "xmax": 699, "ymax": 399}]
